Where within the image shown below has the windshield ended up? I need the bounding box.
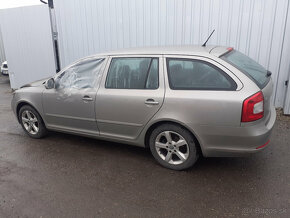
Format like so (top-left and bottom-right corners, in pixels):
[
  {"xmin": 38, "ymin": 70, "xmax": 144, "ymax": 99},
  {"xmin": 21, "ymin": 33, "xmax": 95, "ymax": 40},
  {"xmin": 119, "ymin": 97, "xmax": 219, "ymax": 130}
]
[{"xmin": 222, "ymin": 50, "xmax": 270, "ymax": 88}]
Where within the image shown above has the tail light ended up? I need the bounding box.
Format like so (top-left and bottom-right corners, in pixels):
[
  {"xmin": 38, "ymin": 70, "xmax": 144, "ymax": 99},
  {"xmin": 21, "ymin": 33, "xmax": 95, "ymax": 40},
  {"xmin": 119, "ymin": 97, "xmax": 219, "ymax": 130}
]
[{"xmin": 241, "ymin": 91, "xmax": 264, "ymax": 122}]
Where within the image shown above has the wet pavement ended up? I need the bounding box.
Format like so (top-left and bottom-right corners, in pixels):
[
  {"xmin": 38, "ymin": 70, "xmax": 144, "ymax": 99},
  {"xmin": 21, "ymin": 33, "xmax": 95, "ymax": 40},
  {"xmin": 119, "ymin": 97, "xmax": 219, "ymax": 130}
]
[{"xmin": 0, "ymin": 75, "xmax": 289, "ymax": 217}]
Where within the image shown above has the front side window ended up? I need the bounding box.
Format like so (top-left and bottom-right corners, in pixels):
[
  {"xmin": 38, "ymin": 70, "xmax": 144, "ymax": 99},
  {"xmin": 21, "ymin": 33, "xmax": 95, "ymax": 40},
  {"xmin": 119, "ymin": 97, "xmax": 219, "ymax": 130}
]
[
  {"xmin": 167, "ymin": 58, "xmax": 236, "ymax": 90},
  {"xmin": 105, "ymin": 57, "xmax": 159, "ymax": 89},
  {"xmin": 56, "ymin": 58, "xmax": 105, "ymax": 89}
]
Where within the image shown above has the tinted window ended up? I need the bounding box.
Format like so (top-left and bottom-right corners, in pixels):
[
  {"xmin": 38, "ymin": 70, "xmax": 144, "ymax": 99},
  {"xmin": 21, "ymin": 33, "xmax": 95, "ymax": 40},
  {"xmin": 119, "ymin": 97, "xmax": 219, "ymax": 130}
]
[
  {"xmin": 222, "ymin": 50, "xmax": 269, "ymax": 88},
  {"xmin": 167, "ymin": 58, "xmax": 236, "ymax": 90},
  {"xmin": 56, "ymin": 58, "xmax": 104, "ymax": 89},
  {"xmin": 106, "ymin": 58, "xmax": 159, "ymax": 89}
]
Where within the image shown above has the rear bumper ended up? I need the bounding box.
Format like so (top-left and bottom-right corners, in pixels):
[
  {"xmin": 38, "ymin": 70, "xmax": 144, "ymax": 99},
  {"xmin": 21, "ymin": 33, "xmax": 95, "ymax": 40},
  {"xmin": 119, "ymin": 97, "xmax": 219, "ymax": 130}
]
[
  {"xmin": 198, "ymin": 106, "xmax": 276, "ymax": 157},
  {"xmin": 1, "ymin": 69, "xmax": 8, "ymax": 75}
]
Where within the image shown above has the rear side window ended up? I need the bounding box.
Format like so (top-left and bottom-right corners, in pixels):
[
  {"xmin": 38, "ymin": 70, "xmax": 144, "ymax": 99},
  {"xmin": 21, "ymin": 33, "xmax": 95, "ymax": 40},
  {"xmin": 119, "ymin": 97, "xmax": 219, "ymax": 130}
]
[
  {"xmin": 106, "ymin": 57, "xmax": 159, "ymax": 89},
  {"xmin": 221, "ymin": 50, "xmax": 269, "ymax": 88},
  {"xmin": 167, "ymin": 58, "xmax": 236, "ymax": 90}
]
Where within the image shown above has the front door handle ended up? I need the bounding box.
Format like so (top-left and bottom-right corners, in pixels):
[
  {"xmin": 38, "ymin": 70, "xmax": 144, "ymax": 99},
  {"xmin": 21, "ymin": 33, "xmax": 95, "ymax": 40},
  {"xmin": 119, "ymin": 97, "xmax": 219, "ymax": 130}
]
[
  {"xmin": 145, "ymin": 99, "xmax": 159, "ymax": 105},
  {"xmin": 82, "ymin": 95, "xmax": 93, "ymax": 101}
]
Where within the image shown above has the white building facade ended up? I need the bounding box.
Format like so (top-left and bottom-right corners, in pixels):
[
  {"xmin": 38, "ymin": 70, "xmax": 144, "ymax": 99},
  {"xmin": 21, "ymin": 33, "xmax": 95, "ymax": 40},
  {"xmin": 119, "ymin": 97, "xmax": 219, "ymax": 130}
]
[
  {"xmin": 53, "ymin": 0, "xmax": 290, "ymax": 113},
  {"xmin": 1, "ymin": 0, "xmax": 290, "ymax": 113}
]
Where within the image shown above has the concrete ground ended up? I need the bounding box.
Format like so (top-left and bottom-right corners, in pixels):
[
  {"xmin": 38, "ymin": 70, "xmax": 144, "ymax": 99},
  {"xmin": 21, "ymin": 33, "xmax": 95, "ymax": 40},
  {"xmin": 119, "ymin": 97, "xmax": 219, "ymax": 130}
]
[{"xmin": 0, "ymin": 75, "xmax": 289, "ymax": 218}]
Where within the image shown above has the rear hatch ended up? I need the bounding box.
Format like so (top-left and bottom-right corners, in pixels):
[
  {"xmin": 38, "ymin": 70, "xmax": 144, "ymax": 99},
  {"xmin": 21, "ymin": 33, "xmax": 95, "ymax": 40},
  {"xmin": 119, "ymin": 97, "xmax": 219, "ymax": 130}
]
[
  {"xmin": 219, "ymin": 49, "xmax": 273, "ymax": 120},
  {"xmin": 260, "ymin": 78, "xmax": 273, "ymax": 120}
]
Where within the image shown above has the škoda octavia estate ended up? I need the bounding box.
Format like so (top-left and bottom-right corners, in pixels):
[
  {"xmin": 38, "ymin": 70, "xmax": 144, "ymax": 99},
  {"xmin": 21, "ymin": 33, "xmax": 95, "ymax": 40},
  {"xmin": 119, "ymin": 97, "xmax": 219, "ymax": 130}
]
[{"xmin": 11, "ymin": 46, "xmax": 276, "ymax": 170}]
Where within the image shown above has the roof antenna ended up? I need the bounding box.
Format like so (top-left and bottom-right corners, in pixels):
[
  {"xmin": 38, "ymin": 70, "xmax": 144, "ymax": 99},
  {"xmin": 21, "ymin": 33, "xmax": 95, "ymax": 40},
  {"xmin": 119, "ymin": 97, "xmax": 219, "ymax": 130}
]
[{"xmin": 202, "ymin": 30, "xmax": 215, "ymax": 47}]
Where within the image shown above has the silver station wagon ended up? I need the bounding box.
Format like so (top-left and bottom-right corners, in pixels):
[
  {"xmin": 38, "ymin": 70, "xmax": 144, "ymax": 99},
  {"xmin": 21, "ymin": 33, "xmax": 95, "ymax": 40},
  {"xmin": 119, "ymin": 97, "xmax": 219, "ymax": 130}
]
[{"xmin": 11, "ymin": 46, "xmax": 276, "ymax": 170}]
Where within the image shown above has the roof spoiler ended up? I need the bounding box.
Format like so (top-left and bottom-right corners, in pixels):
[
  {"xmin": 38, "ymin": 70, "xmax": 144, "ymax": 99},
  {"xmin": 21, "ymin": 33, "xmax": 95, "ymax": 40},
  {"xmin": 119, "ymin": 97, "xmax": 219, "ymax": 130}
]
[{"xmin": 210, "ymin": 47, "xmax": 234, "ymax": 57}]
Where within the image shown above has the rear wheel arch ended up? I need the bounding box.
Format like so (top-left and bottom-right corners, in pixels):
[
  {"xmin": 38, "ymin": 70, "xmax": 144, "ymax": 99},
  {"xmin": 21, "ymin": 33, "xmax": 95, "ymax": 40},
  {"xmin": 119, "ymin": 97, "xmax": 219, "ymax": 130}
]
[{"xmin": 144, "ymin": 120, "xmax": 203, "ymax": 156}]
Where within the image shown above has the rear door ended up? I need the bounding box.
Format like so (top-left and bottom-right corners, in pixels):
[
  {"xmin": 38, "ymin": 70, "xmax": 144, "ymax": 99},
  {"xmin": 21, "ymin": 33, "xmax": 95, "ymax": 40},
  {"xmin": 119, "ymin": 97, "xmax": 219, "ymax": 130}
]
[
  {"xmin": 164, "ymin": 55, "xmax": 244, "ymax": 126},
  {"xmin": 95, "ymin": 55, "xmax": 164, "ymax": 140}
]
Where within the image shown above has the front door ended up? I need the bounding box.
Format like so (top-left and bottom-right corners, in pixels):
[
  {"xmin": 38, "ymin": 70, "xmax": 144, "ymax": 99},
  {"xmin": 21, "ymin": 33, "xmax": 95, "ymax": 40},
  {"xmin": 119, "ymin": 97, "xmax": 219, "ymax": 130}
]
[
  {"xmin": 96, "ymin": 56, "xmax": 165, "ymax": 140},
  {"xmin": 43, "ymin": 57, "xmax": 106, "ymax": 135}
]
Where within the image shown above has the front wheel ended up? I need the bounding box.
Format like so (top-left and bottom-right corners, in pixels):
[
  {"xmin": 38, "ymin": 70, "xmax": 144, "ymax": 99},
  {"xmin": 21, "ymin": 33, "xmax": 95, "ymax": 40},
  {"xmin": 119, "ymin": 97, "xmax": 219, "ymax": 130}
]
[
  {"xmin": 149, "ymin": 124, "xmax": 199, "ymax": 170},
  {"xmin": 18, "ymin": 105, "xmax": 48, "ymax": 139}
]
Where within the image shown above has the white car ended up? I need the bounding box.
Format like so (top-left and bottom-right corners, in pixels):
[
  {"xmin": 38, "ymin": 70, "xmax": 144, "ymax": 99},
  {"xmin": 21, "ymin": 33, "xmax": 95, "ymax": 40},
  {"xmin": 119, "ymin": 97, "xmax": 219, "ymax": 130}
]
[{"xmin": 1, "ymin": 61, "xmax": 8, "ymax": 75}]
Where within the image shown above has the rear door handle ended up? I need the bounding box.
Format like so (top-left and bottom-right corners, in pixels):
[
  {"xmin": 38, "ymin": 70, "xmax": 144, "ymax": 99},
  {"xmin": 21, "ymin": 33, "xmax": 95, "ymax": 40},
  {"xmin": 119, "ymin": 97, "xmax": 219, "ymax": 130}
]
[
  {"xmin": 145, "ymin": 99, "xmax": 159, "ymax": 105},
  {"xmin": 82, "ymin": 95, "xmax": 93, "ymax": 101}
]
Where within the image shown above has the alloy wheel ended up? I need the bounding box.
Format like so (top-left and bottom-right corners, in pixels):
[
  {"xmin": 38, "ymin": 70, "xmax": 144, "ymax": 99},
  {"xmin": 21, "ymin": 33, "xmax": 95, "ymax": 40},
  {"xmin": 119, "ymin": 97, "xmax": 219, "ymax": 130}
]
[
  {"xmin": 155, "ymin": 131, "xmax": 189, "ymax": 165},
  {"xmin": 21, "ymin": 110, "xmax": 39, "ymax": 135}
]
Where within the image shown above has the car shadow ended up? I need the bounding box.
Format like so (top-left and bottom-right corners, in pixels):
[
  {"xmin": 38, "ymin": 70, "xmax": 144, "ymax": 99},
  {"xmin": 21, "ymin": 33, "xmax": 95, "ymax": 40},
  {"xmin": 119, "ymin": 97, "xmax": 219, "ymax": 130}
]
[{"xmin": 44, "ymin": 130, "xmax": 261, "ymax": 173}]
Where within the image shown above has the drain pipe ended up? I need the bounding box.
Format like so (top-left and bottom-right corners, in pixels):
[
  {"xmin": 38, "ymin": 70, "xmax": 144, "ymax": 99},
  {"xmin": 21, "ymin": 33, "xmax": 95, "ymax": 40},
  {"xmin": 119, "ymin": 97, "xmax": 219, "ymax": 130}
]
[{"xmin": 40, "ymin": 0, "xmax": 61, "ymax": 72}]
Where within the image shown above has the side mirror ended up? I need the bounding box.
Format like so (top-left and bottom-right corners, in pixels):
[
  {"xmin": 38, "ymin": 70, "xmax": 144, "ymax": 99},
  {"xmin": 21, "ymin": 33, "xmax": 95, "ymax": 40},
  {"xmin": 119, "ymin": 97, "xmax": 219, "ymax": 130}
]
[{"xmin": 45, "ymin": 78, "xmax": 55, "ymax": 89}]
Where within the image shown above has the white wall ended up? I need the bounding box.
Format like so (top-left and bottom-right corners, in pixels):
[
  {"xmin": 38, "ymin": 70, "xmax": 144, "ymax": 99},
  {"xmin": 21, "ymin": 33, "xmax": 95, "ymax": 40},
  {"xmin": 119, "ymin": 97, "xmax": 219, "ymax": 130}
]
[
  {"xmin": 0, "ymin": 5, "xmax": 56, "ymax": 89},
  {"xmin": 0, "ymin": 25, "xmax": 5, "ymax": 64},
  {"xmin": 282, "ymin": 5, "xmax": 290, "ymax": 114},
  {"xmin": 53, "ymin": 0, "xmax": 290, "ymax": 111}
]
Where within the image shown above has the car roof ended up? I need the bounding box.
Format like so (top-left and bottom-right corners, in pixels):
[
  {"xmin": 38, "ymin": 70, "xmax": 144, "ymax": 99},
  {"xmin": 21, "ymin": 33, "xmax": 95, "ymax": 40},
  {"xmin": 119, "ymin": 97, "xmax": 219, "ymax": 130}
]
[{"xmin": 95, "ymin": 45, "xmax": 229, "ymax": 57}]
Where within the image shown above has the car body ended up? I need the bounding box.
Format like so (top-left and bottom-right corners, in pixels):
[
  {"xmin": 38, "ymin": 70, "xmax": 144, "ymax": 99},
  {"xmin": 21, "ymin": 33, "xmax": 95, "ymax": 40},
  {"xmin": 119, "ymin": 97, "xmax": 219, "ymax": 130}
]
[
  {"xmin": 11, "ymin": 45, "xmax": 276, "ymax": 170},
  {"xmin": 1, "ymin": 61, "xmax": 8, "ymax": 75}
]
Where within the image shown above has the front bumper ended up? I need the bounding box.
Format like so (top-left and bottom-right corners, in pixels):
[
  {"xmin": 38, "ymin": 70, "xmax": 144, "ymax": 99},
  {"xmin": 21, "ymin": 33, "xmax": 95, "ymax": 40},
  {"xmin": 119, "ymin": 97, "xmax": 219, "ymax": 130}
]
[{"xmin": 198, "ymin": 106, "xmax": 276, "ymax": 157}]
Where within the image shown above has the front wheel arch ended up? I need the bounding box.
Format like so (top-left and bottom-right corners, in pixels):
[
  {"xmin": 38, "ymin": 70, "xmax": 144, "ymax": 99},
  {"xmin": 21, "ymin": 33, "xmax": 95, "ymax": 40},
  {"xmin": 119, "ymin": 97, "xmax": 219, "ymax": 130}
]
[{"xmin": 16, "ymin": 102, "xmax": 45, "ymax": 125}]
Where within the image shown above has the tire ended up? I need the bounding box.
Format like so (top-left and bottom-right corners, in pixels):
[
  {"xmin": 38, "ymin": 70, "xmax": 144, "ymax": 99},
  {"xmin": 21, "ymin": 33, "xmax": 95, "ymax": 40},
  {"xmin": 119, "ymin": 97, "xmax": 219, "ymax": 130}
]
[
  {"xmin": 18, "ymin": 105, "xmax": 48, "ymax": 139},
  {"xmin": 149, "ymin": 124, "xmax": 199, "ymax": 170}
]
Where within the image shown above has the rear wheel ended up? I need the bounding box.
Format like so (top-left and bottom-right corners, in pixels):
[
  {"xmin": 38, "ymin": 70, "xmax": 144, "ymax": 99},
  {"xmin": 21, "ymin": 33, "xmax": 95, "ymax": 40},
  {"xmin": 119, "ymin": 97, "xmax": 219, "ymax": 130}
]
[
  {"xmin": 149, "ymin": 124, "xmax": 199, "ymax": 170},
  {"xmin": 18, "ymin": 105, "xmax": 47, "ymax": 138}
]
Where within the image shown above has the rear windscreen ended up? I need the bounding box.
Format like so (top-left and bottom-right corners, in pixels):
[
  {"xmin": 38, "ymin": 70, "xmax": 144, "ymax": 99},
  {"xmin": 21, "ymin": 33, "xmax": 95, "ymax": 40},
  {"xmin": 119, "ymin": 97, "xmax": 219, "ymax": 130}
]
[{"xmin": 221, "ymin": 50, "xmax": 270, "ymax": 88}]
